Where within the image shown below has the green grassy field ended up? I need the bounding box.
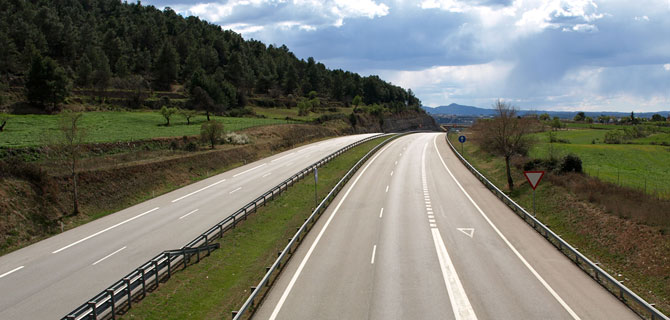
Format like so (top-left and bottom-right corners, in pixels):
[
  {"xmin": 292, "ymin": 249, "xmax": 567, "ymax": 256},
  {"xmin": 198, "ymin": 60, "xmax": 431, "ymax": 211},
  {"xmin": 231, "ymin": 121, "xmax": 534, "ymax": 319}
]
[
  {"xmin": 529, "ymin": 127, "xmax": 670, "ymax": 197},
  {"xmin": 0, "ymin": 111, "xmax": 292, "ymax": 148},
  {"xmin": 120, "ymin": 136, "xmax": 388, "ymax": 319}
]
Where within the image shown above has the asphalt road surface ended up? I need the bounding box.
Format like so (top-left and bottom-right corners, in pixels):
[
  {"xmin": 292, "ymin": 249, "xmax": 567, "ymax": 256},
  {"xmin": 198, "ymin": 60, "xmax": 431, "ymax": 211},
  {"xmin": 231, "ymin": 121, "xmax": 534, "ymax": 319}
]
[
  {"xmin": 0, "ymin": 133, "xmax": 378, "ymax": 320},
  {"xmin": 254, "ymin": 133, "xmax": 637, "ymax": 320}
]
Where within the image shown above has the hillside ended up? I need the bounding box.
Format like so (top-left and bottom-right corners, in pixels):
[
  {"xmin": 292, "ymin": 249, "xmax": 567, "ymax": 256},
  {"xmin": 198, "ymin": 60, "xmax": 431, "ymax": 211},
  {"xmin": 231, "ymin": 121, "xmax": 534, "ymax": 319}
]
[{"xmin": 0, "ymin": 0, "xmax": 421, "ymax": 115}]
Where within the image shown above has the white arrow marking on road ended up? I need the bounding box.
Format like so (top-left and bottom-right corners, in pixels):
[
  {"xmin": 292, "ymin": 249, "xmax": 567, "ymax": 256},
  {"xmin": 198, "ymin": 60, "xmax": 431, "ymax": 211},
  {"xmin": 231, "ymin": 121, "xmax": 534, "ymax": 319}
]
[{"xmin": 457, "ymin": 228, "xmax": 475, "ymax": 238}]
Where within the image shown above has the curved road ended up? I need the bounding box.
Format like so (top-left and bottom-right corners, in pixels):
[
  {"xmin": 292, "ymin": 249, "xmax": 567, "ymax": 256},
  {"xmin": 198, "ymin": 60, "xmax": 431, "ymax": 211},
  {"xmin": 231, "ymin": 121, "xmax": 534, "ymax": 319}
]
[
  {"xmin": 254, "ymin": 133, "xmax": 636, "ymax": 320},
  {"xmin": 0, "ymin": 133, "xmax": 377, "ymax": 320}
]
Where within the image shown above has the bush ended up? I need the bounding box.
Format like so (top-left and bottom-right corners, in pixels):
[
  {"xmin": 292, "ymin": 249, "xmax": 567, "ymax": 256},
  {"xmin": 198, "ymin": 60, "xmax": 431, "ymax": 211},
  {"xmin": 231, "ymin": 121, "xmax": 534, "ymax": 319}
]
[
  {"xmin": 560, "ymin": 154, "xmax": 582, "ymax": 173},
  {"xmin": 184, "ymin": 141, "xmax": 198, "ymax": 152},
  {"xmin": 200, "ymin": 120, "xmax": 223, "ymax": 149},
  {"xmin": 224, "ymin": 133, "xmax": 250, "ymax": 145}
]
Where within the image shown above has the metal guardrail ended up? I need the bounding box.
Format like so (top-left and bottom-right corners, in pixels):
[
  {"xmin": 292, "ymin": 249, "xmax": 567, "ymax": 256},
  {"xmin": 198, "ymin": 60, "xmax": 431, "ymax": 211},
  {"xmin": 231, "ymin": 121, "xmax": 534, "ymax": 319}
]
[
  {"xmin": 63, "ymin": 133, "xmax": 387, "ymax": 320},
  {"xmin": 444, "ymin": 133, "xmax": 668, "ymax": 320},
  {"xmin": 233, "ymin": 133, "xmax": 406, "ymax": 319}
]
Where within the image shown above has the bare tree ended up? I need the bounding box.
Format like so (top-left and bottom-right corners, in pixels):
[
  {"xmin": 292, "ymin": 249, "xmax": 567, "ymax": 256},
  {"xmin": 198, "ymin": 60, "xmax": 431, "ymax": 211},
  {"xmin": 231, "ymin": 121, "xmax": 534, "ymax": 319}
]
[
  {"xmin": 472, "ymin": 100, "xmax": 536, "ymax": 191},
  {"xmin": 58, "ymin": 111, "xmax": 86, "ymax": 215}
]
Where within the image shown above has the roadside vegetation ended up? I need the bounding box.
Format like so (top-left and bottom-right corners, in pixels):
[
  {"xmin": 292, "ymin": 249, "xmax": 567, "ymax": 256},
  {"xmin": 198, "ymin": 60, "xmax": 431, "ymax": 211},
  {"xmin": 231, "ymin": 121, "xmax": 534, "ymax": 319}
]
[
  {"xmin": 451, "ymin": 109, "xmax": 670, "ymax": 314},
  {"xmin": 119, "ymin": 136, "xmax": 387, "ymax": 319}
]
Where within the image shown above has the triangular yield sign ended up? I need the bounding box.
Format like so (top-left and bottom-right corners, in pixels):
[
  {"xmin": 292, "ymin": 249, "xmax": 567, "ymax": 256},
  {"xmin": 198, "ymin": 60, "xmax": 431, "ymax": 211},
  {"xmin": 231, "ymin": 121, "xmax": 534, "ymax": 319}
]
[
  {"xmin": 524, "ymin": 171, "xmax": 545, "ymax": 190},
  {"xmin": 457, "ymin": 228, "xmax": 474, "ymax": 238}
]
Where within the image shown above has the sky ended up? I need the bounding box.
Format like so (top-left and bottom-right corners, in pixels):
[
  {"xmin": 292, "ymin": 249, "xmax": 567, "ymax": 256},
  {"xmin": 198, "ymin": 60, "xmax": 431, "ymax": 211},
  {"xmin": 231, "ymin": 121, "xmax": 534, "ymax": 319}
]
[{"xmin": 144, "ymin": 0, "xmax": 670, "ymax": 112}]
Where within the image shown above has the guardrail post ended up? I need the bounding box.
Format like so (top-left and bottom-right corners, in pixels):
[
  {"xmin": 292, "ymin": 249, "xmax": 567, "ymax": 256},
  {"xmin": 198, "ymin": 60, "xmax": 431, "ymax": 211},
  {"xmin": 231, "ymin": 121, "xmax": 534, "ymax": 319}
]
[
  {"xmin": 124, "ymin": 278, "xmax": 132, "ymax": 309},
  {"xmin": 87, "ymin": 301, "xmax": 97, "ymax": 318},
  {"xmin": 141, "ymin": 268, "xmax": 146, "ymax": 297},
  {"xmin": 183, "ymin": 249, "xmax": 188, "ymax": 269},
  {"xmin": 167, "ymin": 254, "xmax": 172, "ymax": 279},
  {"xmin": 107, "ymin": 289, "xmax": 116, "ymax": 319},
  {"xmin": 153, "ymin": 260, "xmax": 159, "ymax": 287}
]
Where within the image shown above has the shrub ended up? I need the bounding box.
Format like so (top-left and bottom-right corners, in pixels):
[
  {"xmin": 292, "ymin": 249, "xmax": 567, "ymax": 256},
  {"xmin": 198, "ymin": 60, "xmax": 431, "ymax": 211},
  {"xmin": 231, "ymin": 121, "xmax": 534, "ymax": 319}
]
[
  {"xmin": 560, "ymin": 154, "xmax": 582, "ymax": 173},
  {"xmin": 224, "ymin": 132, "xmax": 250, "ymax": 145},
  {"xmin": 184, "ymin": 141, "xmax": 198, "ymax": 152}
]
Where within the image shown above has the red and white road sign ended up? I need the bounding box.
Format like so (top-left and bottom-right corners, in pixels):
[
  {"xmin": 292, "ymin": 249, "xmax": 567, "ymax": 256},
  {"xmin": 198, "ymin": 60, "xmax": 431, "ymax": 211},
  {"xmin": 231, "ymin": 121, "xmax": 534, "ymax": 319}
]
[{"xmin": 523, "ymin": 171, "xmax": 545, "ymax": 190}]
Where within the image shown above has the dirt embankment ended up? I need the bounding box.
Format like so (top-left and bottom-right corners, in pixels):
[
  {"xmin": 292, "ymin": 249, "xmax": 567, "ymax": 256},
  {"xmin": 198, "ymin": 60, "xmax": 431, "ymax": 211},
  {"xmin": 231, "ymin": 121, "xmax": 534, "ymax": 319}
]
[
  {"xmin": 0, "ymin": 124, "xmax": 338, "ymax": 254},
  {"xmin": 352, "ymin": 110, "xmax": 441, "ymax": 133}
]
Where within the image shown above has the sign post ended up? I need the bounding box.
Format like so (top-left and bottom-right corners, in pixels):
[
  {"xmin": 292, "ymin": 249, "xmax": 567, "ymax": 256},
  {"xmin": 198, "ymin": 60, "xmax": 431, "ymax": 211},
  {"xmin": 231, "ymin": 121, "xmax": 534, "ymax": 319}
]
[
  {"xmin": 458, "ymin": 135, "xmax": 466, "ymax": 155},
  {"xmin": 523, "ymin": 171, "xmax": 545, "ymax": 216},
  {"xmin": 314, "ymin": 167, "xmax": 318, "ymax": 208}
]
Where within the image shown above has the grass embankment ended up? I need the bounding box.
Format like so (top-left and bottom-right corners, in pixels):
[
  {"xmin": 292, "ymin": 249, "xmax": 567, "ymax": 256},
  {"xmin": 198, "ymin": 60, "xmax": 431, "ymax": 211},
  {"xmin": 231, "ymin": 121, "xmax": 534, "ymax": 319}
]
[
  {"xmin": 449, "ymin": 133, "xmax": 670, "ymax": 315},
  {"xmin": 0, "ymin": 111, "xmax": 292, "ymax": 148},
  {"xmin": 120, "ymin": 136, "xmax": 387, "ymax": 319},
  {"xmin": 0, "ymin": 124, "xmax": 339, "ymax": 255},
  {"xmin": 528, "ymin": 126, "xmax": 670, "ymax": 198}
]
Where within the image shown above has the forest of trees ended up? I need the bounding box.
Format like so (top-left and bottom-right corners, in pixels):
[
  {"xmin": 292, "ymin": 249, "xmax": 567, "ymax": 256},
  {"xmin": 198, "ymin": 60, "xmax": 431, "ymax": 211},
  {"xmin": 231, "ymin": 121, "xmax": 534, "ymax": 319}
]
[{"xmin": 0, "ymin": 0, "xmax": 421, "ymax": 113}]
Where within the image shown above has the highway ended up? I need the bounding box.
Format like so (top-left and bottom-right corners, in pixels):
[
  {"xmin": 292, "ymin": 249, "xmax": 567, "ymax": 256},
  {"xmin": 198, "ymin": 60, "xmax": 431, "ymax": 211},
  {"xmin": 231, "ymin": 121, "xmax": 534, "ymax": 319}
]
[
  {"xmin": 0, "ymin": 133, "xmax": 377, "ymax": 320},
  {"xmin": 254, "ymin": 133, "xmax": 637, "ymax": 320}
]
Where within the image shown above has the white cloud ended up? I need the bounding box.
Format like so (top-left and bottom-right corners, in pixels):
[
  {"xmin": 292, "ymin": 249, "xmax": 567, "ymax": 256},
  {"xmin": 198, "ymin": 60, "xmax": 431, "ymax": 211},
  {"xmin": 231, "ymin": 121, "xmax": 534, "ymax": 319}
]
[
  {"xmin": 634, "ymin": 15, "xmax": 650, "ymax": 21},
  {"xmin": 664, "ymin": 64, "xmax": 670, "ymax": 71},
  {"xmin": 174, "ymin": 0, "xmax": 389, "ymax": 32}
]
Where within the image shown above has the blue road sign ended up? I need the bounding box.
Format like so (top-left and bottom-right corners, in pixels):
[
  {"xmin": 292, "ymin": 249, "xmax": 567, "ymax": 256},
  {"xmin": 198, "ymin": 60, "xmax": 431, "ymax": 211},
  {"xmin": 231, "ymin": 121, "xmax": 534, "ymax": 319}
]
[{"xmin": 458, "ymin": 135, "xmax": 466, "ymax": 143}]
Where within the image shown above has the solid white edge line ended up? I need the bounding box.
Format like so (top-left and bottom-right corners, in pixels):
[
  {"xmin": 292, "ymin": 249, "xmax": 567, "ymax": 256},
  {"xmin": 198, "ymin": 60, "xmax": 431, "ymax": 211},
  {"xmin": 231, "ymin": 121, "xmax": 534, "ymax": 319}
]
[
  {"xmin": 0, "ymin": 266, "xmax": 24, "ymax": 279},
  {"xmin": 172, "ymin": 179, "xmax": 227, "ymax": 203},
  {"xmin": 432, "ymin": 134, "xmax": 581, "ymax": 320},
  {"xmin": 233, "ymin": 163, "xmax": 267, "ymax": 178},
  {"xmin": 230, "ymin": 187, "xmax": 242, "ymax": 194},
  {"xmin": 52, "ymin": 207, "xmax": 159, "ymax": 254},
  {"xmin": 267, "ymin": 139, "xmax": 399, "ymax": 320},
  {"xmin": 179, "ymin": 209, "xmax": 199, "ymax": 220},
  {"xmin": 379, "ymin": 207, "xmax": 384, "ymax": 218},
  {"xmin": 92, "ymin": 246, "xmax": 127, "ymax": 266},
  {"xmin": 371, "ymin": 245, "xmax": 377, "ymax": 264}
]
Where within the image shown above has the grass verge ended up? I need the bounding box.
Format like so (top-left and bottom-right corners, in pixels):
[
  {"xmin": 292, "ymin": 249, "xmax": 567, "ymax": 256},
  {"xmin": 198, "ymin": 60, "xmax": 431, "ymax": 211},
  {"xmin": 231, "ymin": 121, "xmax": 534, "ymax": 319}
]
[
  {"xmin": 119, "ymin": 136, "xmax": 387, "ymax": 319},
  {"xmin": 448, "ymin": 133, "xmax": 670, "ymax": 315}
]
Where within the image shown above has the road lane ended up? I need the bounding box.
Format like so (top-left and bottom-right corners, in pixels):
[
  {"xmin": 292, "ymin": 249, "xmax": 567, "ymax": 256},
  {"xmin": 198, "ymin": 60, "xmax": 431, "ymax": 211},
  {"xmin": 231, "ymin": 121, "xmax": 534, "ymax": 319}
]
[
  {"xmin": 255, "ymin": 133, "xmax": 637, "ymax": 320},
  {"xmin": 0, "ymin": 133, "xmax": 378, "ymax": 319}
]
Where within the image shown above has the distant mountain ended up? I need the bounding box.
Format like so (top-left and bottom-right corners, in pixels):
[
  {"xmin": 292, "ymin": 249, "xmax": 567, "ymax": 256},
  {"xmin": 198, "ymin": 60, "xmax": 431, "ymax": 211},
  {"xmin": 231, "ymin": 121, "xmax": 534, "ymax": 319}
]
[
  {"xmin": 423, "ymin": 103, "xmax": 496, "ymax": 116},
  {"xmin": 423, "ymin": 104, "xmax": 670, "ymax": 119}
]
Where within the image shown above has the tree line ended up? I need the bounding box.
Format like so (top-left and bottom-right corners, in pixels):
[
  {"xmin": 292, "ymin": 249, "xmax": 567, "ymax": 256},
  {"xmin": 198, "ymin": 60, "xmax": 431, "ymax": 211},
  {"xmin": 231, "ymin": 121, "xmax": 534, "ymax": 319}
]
[{"xmin": 0, "ymin": 0, "xmax": 421, "ymax": 113}]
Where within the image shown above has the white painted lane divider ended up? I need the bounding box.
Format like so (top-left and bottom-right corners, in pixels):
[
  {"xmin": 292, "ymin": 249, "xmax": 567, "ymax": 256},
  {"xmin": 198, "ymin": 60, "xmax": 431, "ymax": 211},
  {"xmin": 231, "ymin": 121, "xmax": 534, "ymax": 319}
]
[
  {"xmin": 270, "ymin": 152, "xmax": 296, "ymax": 163},
  {"xmin": 0, "ymin": 266, "xmax": 24, "ymax": 279},
  {"xmin": 52, "ymin": 207, "xmax": 159, "ymax": 254},
  {"xmin": 179, "ymin": 209, "xmax": 199, "ymax": 220},
  {"xmin": 268, "ymin": 139, "xmax": 400, "ymax": 320},
  {"xmin": 371, "ymin": 245, "xmax": 377, "ymax": 264},
  {"xmin": 385, "ymin": 185, "xmax": 389, "ymax": 193},
  {"xmin": 379, "ymin": 207, "xmax": 384, "ymax": 218},
  {"xmin": 422, "ymin": 142, "xmax": 477, "ymax": 320},
  {"xmin": 172, "ymin": 179, "xmax": 226, "ymax": 203},
  {"xmin": 262, "ymin": 172, "xmax": 273, "ymax": 178},
  {"xmin": 233, "ymin": 163, "xmax": 267, "ymax": 178},
  {"xmin": 92, "ymin": 246, "xmax": 127, "ymax": 266},
  {"xmin": 230, "ymin": 187, "xmax": 242, "ymax": 194},
  {"xmin": 390, "ymin": 170, "xmax": 394, "ymax": 176},
  {"xmin": 433, "ymin": 134, "xmax": 581, "ymax": 320}
]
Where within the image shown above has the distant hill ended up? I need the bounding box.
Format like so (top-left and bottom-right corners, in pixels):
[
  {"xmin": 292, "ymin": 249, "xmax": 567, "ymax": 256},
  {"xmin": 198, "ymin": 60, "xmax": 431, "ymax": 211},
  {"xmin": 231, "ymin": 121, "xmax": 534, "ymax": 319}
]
[{"xmin": 423, "ymin": 104, "xmax": 670, "ymax": 119}]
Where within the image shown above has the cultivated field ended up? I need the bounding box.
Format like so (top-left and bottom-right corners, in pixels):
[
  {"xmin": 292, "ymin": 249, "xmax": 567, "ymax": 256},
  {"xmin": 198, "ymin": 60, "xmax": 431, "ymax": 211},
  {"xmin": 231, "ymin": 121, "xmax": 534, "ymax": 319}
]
[
  {"xmin": 0, "ymin": 111, "xmax": 293, "ymax": 148},
  {"xmin": 528, "ymin": 124, "xmax": 670, "ymax": 198}
]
